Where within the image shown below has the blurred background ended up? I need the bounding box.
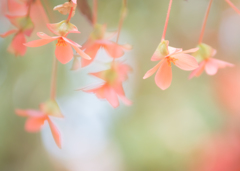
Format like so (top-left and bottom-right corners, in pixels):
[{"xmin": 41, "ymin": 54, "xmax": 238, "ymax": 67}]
[{"xmin": 0, "ymin": 0, "xmax": 240, "ymax": 171}]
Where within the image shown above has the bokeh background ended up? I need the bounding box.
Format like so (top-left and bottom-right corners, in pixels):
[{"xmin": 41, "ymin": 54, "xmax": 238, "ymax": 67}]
[{"xmin": 0, "ymin": 0, "xmax": 240, "ymax": 171}]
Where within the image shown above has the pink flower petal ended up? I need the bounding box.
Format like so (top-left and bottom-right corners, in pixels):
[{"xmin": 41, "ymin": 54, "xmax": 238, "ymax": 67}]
[
  {"xmin": 47, "ymin": 117, "xmax": 62, "ymax": 149},
  {"xmin": 189, "ymin": 61, "xmax": 206, "ymax": 79},
  {"xmin": 103, "ymin": 42, "xmax": 124, "ymax": 58},
  {"xmin": 55, "ymin": 43, "xmax": 73, "ymax": 64},
  {"xmin": 205, "ymin": 58, "xmax": 234, "ymax": 75},
  {"xmin": 155, "ymin": 59, "xmax": 172, "ymax": 90},
  {"xmin": 47, "ymin": 23, "xmax": 60, "ymax": 36},
  {"xmin": 25, "ymin": 117, "xmax": 46, "ymax": 132},
  {"xmin": 37, "ymin": 32, "xmax": 53, "ymax": 39},
  {"xmin": 81, "ymin": 43, "xmax": 100, "ymax": 67},
  {"xmin": 211, "ymin": 58, "xmax": 234, "ymax": 68},
  {"xmin": 168, "ymin": 46, "xmax": 182, "ymax": 55},
  {"xmin": 15, "ymin": 109, "xmax": 45, "ymax": 117},
  {"xmin": 8, "ymin": 32, "xmax": 26, "ymax": 56},
  {"xmin": 30, "ymin": 0, "xmax": 49, "ymax": 30},
  {"xmin": 0, "ymin": 29, "xmax": 17, "ymax": 38},
  {"xmin": 72, "ymin": 45, "xmax": 91, "ymax": 60},
  {"xmin": 173, "ymin": 54, "xmax": 199, "ymax": 71},
  {"xmin": 25, "ymin": 37, "xmax": 57, "ymax": 47},
  {"xmin": 143, "ymin": 61, "xmax": 163, "ymax": 79},
  {"xmin": 7, "ymin": 0, "xmax": 27, "ymax": 16},
  {"xmin": 105, "ymin": 87, "xmax": 119, "ymax": 108},
  {"xmin": 205, "ymin": 59, "xmax": 219, "ymax": 75},
  {"xmin": 62, "ymin": 37, "xmax": 81, "ymax": 48}
]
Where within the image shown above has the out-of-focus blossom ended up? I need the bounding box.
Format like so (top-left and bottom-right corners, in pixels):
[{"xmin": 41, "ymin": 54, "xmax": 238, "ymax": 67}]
[
  {"xmin": 189, "ymin": 43, "xmax": 234, "ymax": 79},
  {"xmin": 53, "ymin": 1, "xmax": 76, "ymax": 17},
  {"xmin": 72, "ymin": 24, "xmax": 131, "ymax": 69},
  {"xmin": 24, "ymin": 20, "xmax": 91, "ymax": 64},
  {"xmin": 143, "ymin": 40, "xmax": 199, "ymax": 90},
  {"xmin": 79, "ymin": 61, "xmax": 132, "ymax": 108},
  {"xmin": 196, "ymin": 133, "xmax": 240, "ymax": 171},
  {"xmin": 0, "ymin": 15, "xmax": 34, "ymax": 56},
  {"xmin": 215, "ymin": 66, "xmax": 240, "ymax": 115},
  {"xmin": 15, "ymin": 100, "xmax": 64, "ymax": 148}
]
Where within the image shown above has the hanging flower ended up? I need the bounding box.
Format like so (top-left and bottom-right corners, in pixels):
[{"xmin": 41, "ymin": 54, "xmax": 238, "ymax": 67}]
[
  {"xmin": 15, "ymin": 100, "xmax": 63, "ymax": 148},
  {"xmin": 24, "ymin": 20, "xmax": 91, "ymax": 64},
  {"xmin": 72, "ymin": 24, "xmax": 131, "ymax": 69},
  {"xmin": 0, "ymin": 14, "xmax": 34, "ymax": 56},
  {"xmin": 79, "ymin": 61, "xmax": 132, "ymax": 108},
  {"xmin": 189, "ymin": 43, "xmax": 234, "ymax": 79},
  {"xmin": 143, "ymin": 40, "xmax": 199, "ymax": 90}
]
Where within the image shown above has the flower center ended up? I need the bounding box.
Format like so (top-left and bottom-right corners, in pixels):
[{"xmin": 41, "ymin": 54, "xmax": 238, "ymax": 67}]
[
  {"xmin": 56, "ymin": 38, "xmax": 67, "ymax": 46},
  {"xmin": 166, "ymin": 57, "xmax": 178, "ymax": 66}
]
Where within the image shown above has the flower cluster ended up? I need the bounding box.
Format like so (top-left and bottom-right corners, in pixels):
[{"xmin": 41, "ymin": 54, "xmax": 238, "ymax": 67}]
[{"xmin": 0, "ymin": 0, "xmax": 238, "ymax": 149}]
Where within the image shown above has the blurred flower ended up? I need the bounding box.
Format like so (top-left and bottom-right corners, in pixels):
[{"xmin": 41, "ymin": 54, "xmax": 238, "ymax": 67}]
[
  {"xmin": 189, "ymin": 43, "xmax": 234, "ymax": 79},
  {"xmin": 0, "ymin": 15, "xmax": 34, "ymax": 56},
  {"xmin": 79, "ymin": 61, "xmax": 132, "ymax": 108},
  {"xmin": 196, "ymin": 132, "xmax": 240, "ymax": 171},
  {"xmin": 143, "ymin": 40, "xmax": 199, "ymax": 90},
  {"xmin": 24, "ymin": 20, "xmax": 91, "ymax": 64},
  {"xmin": 53, "ymin": 1, "xmax": 76, "ymax": 17},
  {"xmin": 15, "ymin": 100, "xmax": 64, "ymax": 148},
  {"xmin": 72, "ymin": 24, "xmax": 131, "ymax": 69},
  {"xmin": 215, "ymin": 66, "xmax": 240, "ymax": 115}
]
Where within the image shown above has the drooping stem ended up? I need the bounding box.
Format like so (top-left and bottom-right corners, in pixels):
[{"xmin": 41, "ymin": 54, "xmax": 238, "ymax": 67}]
[
  {"xmin": 93, "ymin": 0, "xmax": 98, "ymax": 25},
  {"xmin": 50, "ymin": 56, "xmax": 58, "ymax": 100},
  {"xmin": 67, "ymin": 7, "xmax": 74, "ymax": 22},
  {"xmin": 116, "ymin": 0, "xmax": 127, "ymax": 43},
  {"xmin": 226, "ymin": 0, "xmax": 240, "ymax": 15},
  {"xmin": 198, "ymin": 0, "xmax": 214, "ymax": 44},
  {"xmin": 161, "ymin": 0, "xmax": 173, "ymax": 41}
]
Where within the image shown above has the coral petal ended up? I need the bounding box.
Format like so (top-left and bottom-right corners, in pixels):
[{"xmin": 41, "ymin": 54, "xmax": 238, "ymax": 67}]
[
  {"xmin": 25, "ymin": 38, "xmax": 57, "ymax": 47},
  {"xmin": 155, "ymin": 59, "xmax": 172, "ymax": 90},
  {"xmin": 15, "ymin": 109, "xmax": 44, "ymax": 117},
  {"xmin": 173, "ymin": 54, "xmax": 199, "ymax": 71},
  {"xmin": 81, "ymin": 43, "xmax": 100, "ymax": 67},
  {"xmin": 189, "ymin": 61, "xmax": 206, "ymax": 79},
  {"xmin": 0, "ymin": 29, "xmax": 17, "ymax": 38},
  {"xmin": 55, "ymin": 43, "xmax": 73, "ymax": 64},
  {"xmin": 72, "ymin": 45, "xmax": 91, "ymax": 60},
  {"xmin": 8, "ymin": 32, "xmax": 26, "ymax": 56},
  {"xmin": 47, "ymin": 118, "xmax": 62, "ymax": 148},
  {"xmin": 143, "ymin": 61, "xmax": 162, "ymax": 79},
  {"xmin": 205, "ymin": 59, "xmax": 219, "ymax": 75},
  {"xmin": 103, "ymin": 42, "xmax": 124, "ymax": 58},
  {"xmin": 105, "ymin": 87, "xmax": 119, "ymax": 108},
  {"xmin": 25, "ymin": 117, "xmax": 46, "ymax": 132}
]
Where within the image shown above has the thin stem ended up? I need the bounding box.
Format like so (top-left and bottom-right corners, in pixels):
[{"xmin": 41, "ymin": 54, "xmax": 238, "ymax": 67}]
[
  {"xmin": 93, "ymin": 0, "xmax": 98, "ymax": 25},
  {"xmin": 67, "ymin": 7, "xmax": 74, "ymax": 22},
  {"xmin": 198, "ymin": 0, "xmax": 214, "ymax": 44},
  {"xmin": 50, "ymin": 56, "xmax": 58, "ymax": 100},
  {"xmin": 116, "ymin": 0, "xmax": 127, "ymax": 43},
  {"xmin": 226, "ymin": 0, "xmax": 240, "ymax": 15},
  {"xmin": 161, "ymin": 0, "xmax": 173, "ymax": 41}
]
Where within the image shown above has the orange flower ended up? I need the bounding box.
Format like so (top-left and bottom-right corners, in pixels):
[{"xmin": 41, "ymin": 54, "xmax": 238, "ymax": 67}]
[
  {"xmin": 15, "ymin": 100, "xmax": 63, "ymax": 148},
  {"xmin": 143, "ymin": 40, "xmax": 199, "ymax": 90},
  {"xmin": 79, "ymin": 61, "xmax": 132, "ymax": 108},
  {"xmin": 24, "ymin": 20, "xmax": 91, "ymax": 64},
  {"xmin": 189, "ymin": 43, "xmax": 234, "ymax": 79}
]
